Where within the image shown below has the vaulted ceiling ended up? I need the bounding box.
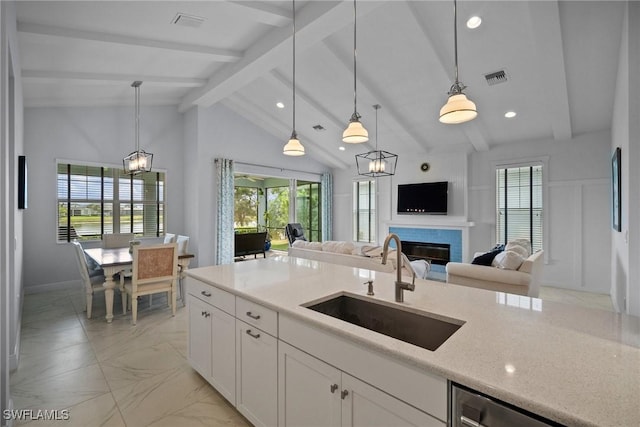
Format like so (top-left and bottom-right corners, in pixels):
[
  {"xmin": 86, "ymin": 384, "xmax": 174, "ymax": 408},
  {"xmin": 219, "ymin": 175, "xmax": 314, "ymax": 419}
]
[{"xmin": 17, "ymin": 1, "xmax": 626, "ymax": 169}]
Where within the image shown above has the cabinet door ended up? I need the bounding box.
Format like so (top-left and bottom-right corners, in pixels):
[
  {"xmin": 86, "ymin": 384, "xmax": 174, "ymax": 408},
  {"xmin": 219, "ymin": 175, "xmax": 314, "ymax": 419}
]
[
  {"xmin": 188, "ymin": 296, "xmax": 212, "ymax": 379},
  {"xmin": 341, "ymin": 374, "xmax": 444, "ymax": 427},
  {"xmin": 278, "ymin": 342, "xmax": 341, "ymax": 427},
  {"xmin": 210, "ymin": 304, "xmax": 236, "ymax": 406},
  {"xmin": 236, "ymin": 321, "xmax": 278, "ymax": 427}
]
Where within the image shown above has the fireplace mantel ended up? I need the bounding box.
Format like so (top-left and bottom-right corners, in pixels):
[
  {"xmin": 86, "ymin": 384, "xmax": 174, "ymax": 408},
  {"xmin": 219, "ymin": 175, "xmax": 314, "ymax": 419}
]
[{"xmin": 384, "ymin": 218, "xmax": 475, "ymax": 229}]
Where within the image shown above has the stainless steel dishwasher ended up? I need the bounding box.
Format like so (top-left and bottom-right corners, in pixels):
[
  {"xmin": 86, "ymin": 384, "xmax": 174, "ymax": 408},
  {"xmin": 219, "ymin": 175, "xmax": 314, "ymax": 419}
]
[{"xmin": 450, "ymin": 382, "xmax": 564, "ymax": 427}]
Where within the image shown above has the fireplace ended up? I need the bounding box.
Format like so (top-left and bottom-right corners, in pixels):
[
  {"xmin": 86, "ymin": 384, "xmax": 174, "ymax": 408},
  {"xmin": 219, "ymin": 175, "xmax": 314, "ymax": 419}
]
[{"xmin": 401, "ymin": 241, "xmax": 451, "ymax": 266}]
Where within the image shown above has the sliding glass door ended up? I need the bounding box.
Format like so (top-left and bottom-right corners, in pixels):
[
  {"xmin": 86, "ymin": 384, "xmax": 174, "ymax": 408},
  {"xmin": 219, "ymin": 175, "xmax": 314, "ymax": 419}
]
[{"xmin": 296, "ymin": 181, "xmax": 321, "ymax": 242}]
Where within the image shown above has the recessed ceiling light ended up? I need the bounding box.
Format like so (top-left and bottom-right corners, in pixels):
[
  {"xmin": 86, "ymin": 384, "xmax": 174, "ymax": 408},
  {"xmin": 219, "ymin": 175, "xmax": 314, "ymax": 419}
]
[
  {"xmin": 466, "ymin": 16, "xmax": 482, "ymax": 29},
  {"xmin": 339, "ymin": 146, "xmax": 346, "ymax": 151},
  {"xmin": 505, "ymin": 111, "xmax": 517, "ymax": 118},
  {"xmin": 276, "ymin": 102, "xmax": 285, "ymax": 109}
]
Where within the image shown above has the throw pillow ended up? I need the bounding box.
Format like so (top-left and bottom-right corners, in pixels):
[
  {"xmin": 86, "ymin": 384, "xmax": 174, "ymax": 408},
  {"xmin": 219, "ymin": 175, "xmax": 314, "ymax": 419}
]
[
  {"xmin": 471, "ymin": 249, "xmax": 502, "ymax": 266},
  {"xmin": 492, "ymin": 250, "xmax": 524, "ymax": 270},
  {"xmin": 505, "ymin": 242, "xmax": 528, "ymax": 259},
  {"xmin": 506, "ymin": 239, "xmax": 531, "ymax": 257}
]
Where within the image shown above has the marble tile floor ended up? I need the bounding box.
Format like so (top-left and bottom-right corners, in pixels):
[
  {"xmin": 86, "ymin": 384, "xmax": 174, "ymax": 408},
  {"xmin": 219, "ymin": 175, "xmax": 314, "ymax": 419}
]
[
  {"xmin": 10, "ymin": 282, "xmax": 613, "ymax": 426},
  {"xmin": 11, "ymin": 288, "xmax": 251, "ymax": 427}
]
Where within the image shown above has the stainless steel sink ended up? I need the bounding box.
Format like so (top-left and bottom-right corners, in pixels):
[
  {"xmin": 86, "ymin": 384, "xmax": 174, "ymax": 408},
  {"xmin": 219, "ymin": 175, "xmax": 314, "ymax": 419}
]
[{"xmin": 304, "ymin": 294, "xmax": 464, "ymax": 351}]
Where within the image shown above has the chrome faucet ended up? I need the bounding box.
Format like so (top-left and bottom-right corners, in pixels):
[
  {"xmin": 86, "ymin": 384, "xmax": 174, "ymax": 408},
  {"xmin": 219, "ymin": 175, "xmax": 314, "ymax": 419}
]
[{"xmin": 381, "ymin": 233, "xmax": 416, "ymax": 302}]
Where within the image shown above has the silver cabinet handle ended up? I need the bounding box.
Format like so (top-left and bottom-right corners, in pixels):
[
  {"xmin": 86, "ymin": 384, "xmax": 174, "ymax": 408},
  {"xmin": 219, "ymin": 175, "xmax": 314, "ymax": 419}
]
[
  {"xmin": 246, "ymin": 329, "xmax": 261, "ymax": 339},
  {"xmin": 330, "ymin": 384, "xmax": 338, "ymax": 394},
  {"xmin": 201, "ymin": 290, "xmax": 212, "ymax": 297},
  {"xmin": 246, "ymin": 311, "xmax": 261, "ymax": 320},
  {"xmin": 341, "ymin": 390, "xmax": 349, "ymax": 400}
]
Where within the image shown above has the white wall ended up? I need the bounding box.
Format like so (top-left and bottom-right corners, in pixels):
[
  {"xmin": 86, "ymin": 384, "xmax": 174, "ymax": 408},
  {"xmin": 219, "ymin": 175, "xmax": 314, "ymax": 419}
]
[
  {"xmin": 469, "ymin": 131, "xmax": 611, "ymax": 294},
  {"xmin": 611, "ymin": 1, "xmax": 640, "ymax": 316},
  {"xmin": 332, "ymin": 150, "xmax": 467, "ymax": 244},
  {"xmin": 23, "ymin": 106, "xmax": 185, "ymax": 289},
  {"xmin": 187, "ymin": 104, "xmax": 327, "ymax": 266}
]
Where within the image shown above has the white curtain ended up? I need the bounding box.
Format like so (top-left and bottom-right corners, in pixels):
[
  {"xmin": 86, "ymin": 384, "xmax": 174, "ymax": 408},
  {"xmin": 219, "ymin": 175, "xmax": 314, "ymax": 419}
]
[
  {"xmin": 215, "ymin": 158, "xmax": 234, "ymax": 265},
  {"xmin": 321, "ymin": 172, "xmax": 332, "ymax": 242}
]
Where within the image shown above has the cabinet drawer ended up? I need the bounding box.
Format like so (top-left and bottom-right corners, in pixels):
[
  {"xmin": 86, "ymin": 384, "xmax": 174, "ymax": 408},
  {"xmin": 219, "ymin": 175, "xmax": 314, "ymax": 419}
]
[
  {"xmin": 236, "ymin": 297, "xmax": 277, "ymax": 337},
  {"xmin": 186, "ymin": 277, "xmax": 235, "ymax": 316}
]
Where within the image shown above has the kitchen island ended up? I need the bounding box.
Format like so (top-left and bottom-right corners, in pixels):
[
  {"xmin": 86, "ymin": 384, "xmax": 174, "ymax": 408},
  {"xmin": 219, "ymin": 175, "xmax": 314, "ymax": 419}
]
[{"xmin": 185, "ymin": 255, "xmax": 640, "ymax": 426}]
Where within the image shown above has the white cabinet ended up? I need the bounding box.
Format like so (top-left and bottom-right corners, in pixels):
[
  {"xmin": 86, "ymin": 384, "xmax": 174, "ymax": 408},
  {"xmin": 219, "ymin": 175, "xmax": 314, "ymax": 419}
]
[
  {"xmin": 278, "ymin": 342, "xmax": 443, "ymax": 427},
  {"xmin": 187, "ymin": 278, "xmax": 236, "ymax": 405},
  {"xmin": 236, "ymin": 319, "xmax": 278, "ymax": 427},
  {"xmin": 278, "ymin": 342, "xmax": 341, "ymax": 427}
]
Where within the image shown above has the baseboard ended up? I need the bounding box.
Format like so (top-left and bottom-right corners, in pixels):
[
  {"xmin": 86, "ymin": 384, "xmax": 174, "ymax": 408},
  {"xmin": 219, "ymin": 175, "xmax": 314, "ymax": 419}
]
[{"xmin": 24, "ymin": 280, "xmax": 79, "ymax": 294}]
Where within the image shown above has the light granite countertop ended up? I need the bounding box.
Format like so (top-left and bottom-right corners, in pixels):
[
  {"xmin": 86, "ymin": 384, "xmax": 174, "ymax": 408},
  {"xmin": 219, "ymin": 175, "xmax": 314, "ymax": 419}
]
[{"xmin": 185, "ymin": 255, "xmax": 640, "ymax": 426}]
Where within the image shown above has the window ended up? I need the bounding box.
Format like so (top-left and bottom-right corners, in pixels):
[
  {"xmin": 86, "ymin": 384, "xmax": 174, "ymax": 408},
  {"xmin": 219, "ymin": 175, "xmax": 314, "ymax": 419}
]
[
  {"xmin": 234, "ymin": 186, "xmax": 259, "ymax": 233},
  {"xmin": 353, "ymin": 180, "xmax": 376, "ymax": 243},
  {"xmin": 496, "ymin": 164, "xmax": 543, "ymax": 252},
  {"xmin": 57, "ymin": 162, "xmax": 165, "ymax": 242}
]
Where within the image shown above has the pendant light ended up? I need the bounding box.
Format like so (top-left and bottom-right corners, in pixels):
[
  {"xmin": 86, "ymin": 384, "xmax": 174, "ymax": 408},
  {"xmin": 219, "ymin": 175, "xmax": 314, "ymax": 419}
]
[
  {"xmin": 123, "ymin": 81, "xmax": 153, "ymax": 174},
  {"xmin": 355, "ymin": 104, "xmax": 397, "ymax": 177},
  {"xmin": 439, "ymin": 0, "xmax": 478, "ymax": 124},
  {"xmin": 283, "ymin": 0, "xmax": 305, "ymax": 156},
  {"xmin": 342, "ymin": 0, "xmax": 368, "ymax": 143}
]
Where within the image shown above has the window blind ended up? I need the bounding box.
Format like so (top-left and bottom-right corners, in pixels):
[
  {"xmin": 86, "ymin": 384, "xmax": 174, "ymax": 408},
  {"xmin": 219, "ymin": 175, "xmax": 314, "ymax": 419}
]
[{"xmin": 496, "ymin": 165, "xmax": 543, "ymax": 252}]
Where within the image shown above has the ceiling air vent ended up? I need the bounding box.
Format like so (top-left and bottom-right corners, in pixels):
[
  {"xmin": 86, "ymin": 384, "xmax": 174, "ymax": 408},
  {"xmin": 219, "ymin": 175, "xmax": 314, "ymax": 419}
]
[
  {"xmin": 171, "ymin": 12, "xmax": 205, "ymax": 28},
  {"xmin": 313, "ymin": 125, "xmax": 326, "ymax": 131},
  {"xmin": 484, "ymin": 70, "xmax": 508, "ymax": 86}
]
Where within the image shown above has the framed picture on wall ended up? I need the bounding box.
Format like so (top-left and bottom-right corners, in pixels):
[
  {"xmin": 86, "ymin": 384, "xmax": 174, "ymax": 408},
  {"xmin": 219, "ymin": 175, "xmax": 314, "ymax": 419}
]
[{"xmin": 611, "ymin": 147, "xmax": 621, "ymax": 232}]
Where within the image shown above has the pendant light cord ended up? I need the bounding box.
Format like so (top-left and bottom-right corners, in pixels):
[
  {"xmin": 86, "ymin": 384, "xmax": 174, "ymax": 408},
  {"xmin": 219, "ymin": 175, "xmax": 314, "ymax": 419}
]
[
  {"xmin": 374, "ymin": 104, "xmax": 379, "ymax": 150},
  {"xmin": 453, "ymin": 0, "xmax": 459, "ymax": 85},
  {"xmin": 292, "ymin": 0, "xmax": 296, "ymax": 133},
  {"xmin": 352, "ymin": 0, "xmax": 358, "ymax": 117},
  {"xmin": 132, "ymin": 81, "xmax": 141, "ymax": 152}
]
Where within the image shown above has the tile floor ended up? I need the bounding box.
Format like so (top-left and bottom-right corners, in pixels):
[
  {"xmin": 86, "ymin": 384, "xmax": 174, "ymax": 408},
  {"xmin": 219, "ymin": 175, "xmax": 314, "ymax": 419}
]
[
  {"xmin": 10, "ymin": 279, "xmax": 613, "ymax": 427},
  {"xmin": 10, "ymin": 288, "xmax": 250, "ymax": 427}
]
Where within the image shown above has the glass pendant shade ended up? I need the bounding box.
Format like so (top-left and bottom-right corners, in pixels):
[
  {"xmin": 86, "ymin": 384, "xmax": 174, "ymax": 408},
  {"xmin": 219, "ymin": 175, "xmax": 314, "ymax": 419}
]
[
  {"xmin": 439, "ymin": 93, "xmax": 478, "ymax": 124},
  {"xmin": 342, "ymin": 118, "xmax": 369, "ymax": 143},
  {"xmin": 123, "ymin": 81, "xmax": 153, "ymax": 174},
  {"xmin": 283, "ymin": 132, "xmax": 305, "ymax": 156},
  {"xmin": 356, "ymin": 150, "xmax": 397, "ymax": 177},
  {"xmin": 123, "ymin": 150, "xmax": 153, "ymax": 174}
]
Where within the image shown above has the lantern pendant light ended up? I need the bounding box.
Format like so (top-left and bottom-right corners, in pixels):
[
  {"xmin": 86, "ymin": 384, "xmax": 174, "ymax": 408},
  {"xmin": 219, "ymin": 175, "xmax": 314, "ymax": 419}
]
[
  {"xmin": 439, "ymin": 0, "xmax": 478, "ymax": 124},
  {"xmin": 123, "ymin": 81, "xmax": 153, "ymax": 174},
  {"xmin": 342, "ymin": 0, "xmax": 368, "ymax": 143},
  {"xmin": 355, "ymin": 104, "xmax": 397, "ymax": 177},
  {"xmin": 283, "ymin": 0, "xmax": 305, "ymax": 156}
]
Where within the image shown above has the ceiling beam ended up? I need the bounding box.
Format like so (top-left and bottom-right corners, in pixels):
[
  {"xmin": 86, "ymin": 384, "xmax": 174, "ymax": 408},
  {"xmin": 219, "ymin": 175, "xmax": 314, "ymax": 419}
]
[
  {"xmin": 223, "ymin": 93, "xmax": 349, "ymax": 169},
  {"xmin": 17, "ymin": 22, "xmax": 242, "ymax": 62},
  {"xmin": 24, "ymin": 96, "xmax": 180, "ymax": 108},
  {"xmin": 178, "ymin": 1, "xmax": 384, "ymax": 113},
  {"xmin": 526, "ymin": 1, "xmax": 572, "ymax": 141},
  {"xmin": 406, "ymin": 2, "xmax": 489, "ymax": 152},
  {"xmin": 226, "ymin": 1, "xmax": 291, "ymax": 27},
  {"xmin": 21, "ymin": 70, "xmax": 206, "ymax": 88}
]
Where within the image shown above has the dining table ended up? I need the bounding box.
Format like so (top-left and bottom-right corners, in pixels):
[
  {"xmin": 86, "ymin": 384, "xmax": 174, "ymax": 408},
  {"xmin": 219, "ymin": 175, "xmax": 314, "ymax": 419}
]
[{"xmin": 84, "ymin": 246, "xmax": 195, "ymax": 323}]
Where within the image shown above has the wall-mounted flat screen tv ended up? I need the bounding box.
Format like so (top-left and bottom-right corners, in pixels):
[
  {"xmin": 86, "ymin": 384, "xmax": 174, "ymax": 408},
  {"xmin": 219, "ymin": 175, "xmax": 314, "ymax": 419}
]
[{"xmin": 397, "ymin": 181, "xmax": 448, "ymax": 215}]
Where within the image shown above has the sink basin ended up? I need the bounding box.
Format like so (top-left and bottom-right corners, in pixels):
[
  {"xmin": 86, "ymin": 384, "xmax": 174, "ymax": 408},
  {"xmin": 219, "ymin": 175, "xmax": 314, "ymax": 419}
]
[{"xmin": 304, "ymin": 294, "xmax": 464, "ymax": 351}]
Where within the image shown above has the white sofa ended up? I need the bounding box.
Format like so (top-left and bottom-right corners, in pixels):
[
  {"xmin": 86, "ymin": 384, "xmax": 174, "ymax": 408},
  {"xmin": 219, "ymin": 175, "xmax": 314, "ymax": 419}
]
[
  {"xmin": 445, "ymin": 250, "xmax": 544, "ymax": 297},
  {"xmin": 287, "ymin": 240, "xmax": 432, "ymax": 280},
  {"xmin": 288, "ymin": 241, "xmax": 396, "ymax": 273}
]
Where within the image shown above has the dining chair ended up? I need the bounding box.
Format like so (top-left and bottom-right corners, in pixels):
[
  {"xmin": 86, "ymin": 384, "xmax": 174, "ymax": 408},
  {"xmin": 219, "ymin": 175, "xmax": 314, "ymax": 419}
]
[
  {"xmin": 103, "ymin": 233, "xmax": 135, "ymax": 249},
  {"xmin": 164, "ymin": 233, "xmax": 176, "ymax": 244},
  {"xmin": 120, "ymin": 242, "xmax": 178, "ymax": 325},
  {"xmin": 176, "ymin": 235, "xmax": 190, "ymax": 305},
  {"xmin": 71, "ymin": 241, "xmax": 106, "ymax": 319}
]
